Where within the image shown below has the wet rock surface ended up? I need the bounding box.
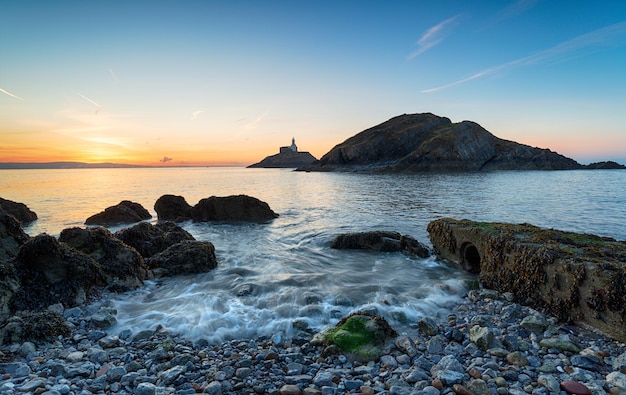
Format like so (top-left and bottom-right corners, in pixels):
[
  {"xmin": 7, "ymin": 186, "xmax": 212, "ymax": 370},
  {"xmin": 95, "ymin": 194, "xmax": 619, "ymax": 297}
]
[
  {"xmin": 331, "ymin": 231, "xmax": 430, "ymax": 258},
  {"xmin": 145, "ymin": 240, "xmax": 218, "ymax": 277},
  {"xmin": 9, "ymin": 234, "xmax": 106, "ymax": 312},
  {"xmin": 1, "ymin": 288, "xmax": 625, "ymax": 395},
  {"xmin": 0, "ymin": 199, "xmax": 37, "ymax": 224},
  {"xmin": 427, "ymin": 218, "xmax": 626, "ymax": 343},
  {"xmin": 85, "ymin": 200, "xmax": 152, "ymax": 226},
  {"xmin": 191, "ymin": 195, "xmax": 279, "ymax": 222},
  {"xmin": 59, "ymin": 227, "xmax": 149, "ymax": 292},
  {"xmin": 113, "ymin": 221, "xmax": 195, "ymax": 258},
  {"xmin": 154, "ymin": 195, "xmax": 193, "ymax": 222}
]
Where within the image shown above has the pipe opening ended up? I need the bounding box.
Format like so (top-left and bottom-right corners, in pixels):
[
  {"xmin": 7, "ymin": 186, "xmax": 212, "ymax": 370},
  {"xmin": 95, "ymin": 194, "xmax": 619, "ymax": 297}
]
[{"xmin": 461, "ymin": 242, "xmax": 481, "ymax": 273}]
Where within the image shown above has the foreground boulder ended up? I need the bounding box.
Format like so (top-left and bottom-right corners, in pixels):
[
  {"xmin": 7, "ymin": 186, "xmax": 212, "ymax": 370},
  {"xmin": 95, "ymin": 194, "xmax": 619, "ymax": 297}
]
[
  {"xmin": 331, "ymin": 231, "xmax": 430, "ymax": 257},
  {"xmin": 311, "ymin": 312, "xmax": 398, "ymax": 362},
  {"xmin": 191, "ymin": 195, "xmax": 278, "ymax": 222},
  {"xmin": 1, "ymin": 310, "xmax": 71, "ymax": 345},
  {"xmin": 154, "ymin": 194, "xmax": 193, "ymax": 222},
  {"xmin": 0, "ymin": 197, "xmax": 37, "ymax": 224},
  {"xmin": 114, "ymin": 221, "xmax": 195, "ymax": 258},
  {"xmin": 85, "ymin": 200, "xmax": 152, "ymax": 225},
  {"xmin": 427, "ymin": 218, "xmax": 626, "ymax": 342},
  {"xmin": 10, "ymin": 234, "xmax": 106, "ymax": 311},
  {"xmin": 145, "ymin": 240, "xmax": 218, "ymax": 277},
  {"xmin": 59, "ymin": 227, "xmax": 149, "ymax": 291},
  {"xmin": 0, "ymin": 207, "xmax": 30, "ymax": 264},
  {"xmin": 0, "ymin": 263, "xmax": 19, "ymax": 321}
]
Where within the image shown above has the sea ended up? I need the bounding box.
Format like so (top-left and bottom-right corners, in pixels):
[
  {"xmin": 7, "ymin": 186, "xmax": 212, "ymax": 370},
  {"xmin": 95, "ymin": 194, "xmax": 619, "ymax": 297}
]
[{"xmin": 1, "ymin": 167, "xmax": 625, "ymax": 344}]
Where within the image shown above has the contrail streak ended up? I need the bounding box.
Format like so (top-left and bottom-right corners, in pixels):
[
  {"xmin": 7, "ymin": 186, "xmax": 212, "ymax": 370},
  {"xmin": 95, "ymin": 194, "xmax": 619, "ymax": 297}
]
[
  {"xmin": 0, "ymin": 88, "xmax": 24, "ymax": 100},
  {"xmin": 76, "ymin": 92, "xmax": 102, "ymax": 114}
]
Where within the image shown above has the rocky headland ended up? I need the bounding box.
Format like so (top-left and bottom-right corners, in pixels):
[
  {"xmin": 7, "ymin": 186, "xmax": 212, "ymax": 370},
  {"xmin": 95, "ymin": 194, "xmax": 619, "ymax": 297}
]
[
  {"xmin": 248, "ymin": 151, "xmax": 318, "ymax": 169},
  {"xmin": 297, "ymin": 113, "xmax": 626, "ymax": 172}
]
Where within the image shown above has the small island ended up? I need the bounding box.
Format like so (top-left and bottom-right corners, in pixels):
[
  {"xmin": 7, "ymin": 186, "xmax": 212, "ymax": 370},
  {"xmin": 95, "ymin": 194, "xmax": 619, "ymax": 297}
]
[{"xmin": 247, "ymin": 138, "xmax": 318, "ymax": 168}]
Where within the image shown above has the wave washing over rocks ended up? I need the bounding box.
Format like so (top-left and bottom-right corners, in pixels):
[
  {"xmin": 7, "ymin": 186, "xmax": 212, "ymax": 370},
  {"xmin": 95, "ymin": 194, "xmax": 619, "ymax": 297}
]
[{"xmin": 2, "ymin": 288, "xmax": 626, "ymax": 395}]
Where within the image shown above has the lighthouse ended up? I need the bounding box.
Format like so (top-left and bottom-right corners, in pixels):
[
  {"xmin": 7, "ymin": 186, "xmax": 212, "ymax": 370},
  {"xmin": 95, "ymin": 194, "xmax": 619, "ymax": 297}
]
[{"xmin": 290, "ymin": 137, "xmax": 298, "ymax": 152}]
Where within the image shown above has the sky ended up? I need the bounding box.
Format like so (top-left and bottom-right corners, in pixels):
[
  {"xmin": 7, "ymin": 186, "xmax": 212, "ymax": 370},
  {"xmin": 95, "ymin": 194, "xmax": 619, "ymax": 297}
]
[{"xmin": 2, "ymin": 0, "xmax": 626, "ymax": 166}]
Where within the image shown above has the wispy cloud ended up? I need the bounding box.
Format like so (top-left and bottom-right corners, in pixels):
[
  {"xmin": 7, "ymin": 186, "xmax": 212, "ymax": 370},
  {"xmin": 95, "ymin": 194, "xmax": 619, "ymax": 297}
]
[
  {"xmin": 422, "ymin": 20, "xmax": 626, "ymax": 93},
  {"xmin": 244, "ymin": 108, "xmax": 272, "ymax": 129},
  {"xmin": 485, "ymin": 0, "xmax": 539, "ymax": 28},
  {"xmin": 408, "ymin": 15, "xmax": 461, "ymax": 60},
  {"xmin": 76, "ymin": 92, "xmax": 103, "ymax": 114},
  {"xmin": 0, "ymin": 87, "xmax": 24, "ymax": 100},
  {"xmin": 191, "ymin": 110, "xmax": 205, "ymax": 120},
  {"xmin": 109, "ymin": 66, "xmax": 119, "ymax": 84}
]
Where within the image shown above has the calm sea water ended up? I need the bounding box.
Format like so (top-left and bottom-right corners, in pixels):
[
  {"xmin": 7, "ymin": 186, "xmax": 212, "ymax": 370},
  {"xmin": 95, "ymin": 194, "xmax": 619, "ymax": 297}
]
[{"xmin": 1, "ymin": 167, "xmax": 625, "ymax": 343}]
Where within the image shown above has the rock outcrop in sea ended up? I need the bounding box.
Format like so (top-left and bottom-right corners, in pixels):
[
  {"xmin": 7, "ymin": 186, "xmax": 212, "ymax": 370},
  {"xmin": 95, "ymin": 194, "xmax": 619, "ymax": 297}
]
[
  {"xmin": 331, "ymin": 230, "xmax": 430, "ymax": 258},
  {"xmin": 85, "ymin": 200, "xmax": 152, "ymax": 226},
  {"xmin": 248, "ymin": 137, "xmax": 317, "ymax": 168},
  {"xmin": 427, "ymin": 218, "xmax": 626, "ymax": 343},
  {"xmin": 298, "ymin": 113, "xmax": 626, "ymax": 172},
  {"xmin": 0, "ymin": 198, "xmax": 37, "ymax": 224},
  {"xmin": 154, "ymin": 194, "xmax": 279, "ymax": 222},
  {"xmin": 248, "ymin": 150, "xmax": 318, "ymax": 168}
]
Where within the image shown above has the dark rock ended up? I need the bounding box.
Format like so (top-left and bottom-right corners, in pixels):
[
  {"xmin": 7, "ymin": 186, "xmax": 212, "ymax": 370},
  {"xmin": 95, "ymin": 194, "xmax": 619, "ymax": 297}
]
[
  {"xmin": 330, "ymin": 231, "xmax": 430, "ymax": 257},
  {"xmin": 427, "ymin": 218, "xmax": 626, "ymax": 342},
  {"xmin": 331, "ymin": 231, "xmax": 403, "ymax": 252},
  {"xmin": 85, "ymin": 200, "xmax": 151, "ymax": 225},
  {"xmin": 0, "ymin": 197, "xmax": 37, "ymax": 223},
  {"xmin": 584, "ymin": 161, "xmax": 626, "ymax": 169},
  {"xmin": 0, "ymin": 262, "xmax": 19, "ymax": 321},
  {"xmin": 0, "ymin": 310, "xmax": 71, "ymax": 344},
  {"xmin": 191, "ymin": 195, "xmax": 278, "ymax": 222},
  {"xmin": 0, "ymin": 207, "xmax": 30, "ymax": 264},
  {"xmin": 560, "ymin": 380, "xmax": 591, "ymax": 395},
  {"xmin": 10, "ymin": 234, "xmax": 106, "ymax": 311},
  {"xmin": 59, "ymin": 226, "xmax": 148, "ymax": 291},
  {"xmin": 154, "ymin": 195, "xmax": 193, "ymax": 222},
  {"xmin": 145, "ymin": 240, "xmax": 218, "ymax": 277},
  {"xmin": 248, "ymin": 150, "xmax": 318, "ymax": 168},
  {"xmin": 114, "ymin": 221, "xmax": 195, "ymax": 258},
  {"xmin": 298, "ymin": 113, "xmax": 584, "ymax": 172}
]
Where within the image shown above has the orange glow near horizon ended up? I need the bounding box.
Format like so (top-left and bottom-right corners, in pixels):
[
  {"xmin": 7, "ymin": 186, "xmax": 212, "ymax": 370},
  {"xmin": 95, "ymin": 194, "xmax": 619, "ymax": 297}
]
[{"xmin": 1, "ymin": 136, "xmax": 331, "ymax": 167}]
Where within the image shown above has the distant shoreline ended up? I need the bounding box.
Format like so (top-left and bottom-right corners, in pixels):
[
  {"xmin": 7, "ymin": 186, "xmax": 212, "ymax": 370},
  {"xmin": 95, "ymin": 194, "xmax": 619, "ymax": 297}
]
[{"xmin": 0, "ymin": 162, "xmax": 245, "ymax": 169}]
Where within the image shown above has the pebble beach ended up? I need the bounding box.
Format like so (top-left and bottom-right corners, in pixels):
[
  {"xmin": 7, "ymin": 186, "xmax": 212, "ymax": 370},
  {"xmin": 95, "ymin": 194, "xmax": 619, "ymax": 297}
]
[{"xmin": 2, "ymin": 288, "xmax": 625, "ymax": 395}]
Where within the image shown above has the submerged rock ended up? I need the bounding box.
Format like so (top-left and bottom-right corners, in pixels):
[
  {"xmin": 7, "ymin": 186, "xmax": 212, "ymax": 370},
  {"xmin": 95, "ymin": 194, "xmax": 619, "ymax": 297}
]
[
  {"xmin": 154, "ymin": 194, "xmax": 193, "ymax": 222},
  {"xmin": 331, "ymin": 231, "xmax": 430, "ymax": 257},
  {"xmin": 146, "ymin": 240, "xmax": 218, "ymax": 277},
  {"xmin": 191, "ymin": 195, "xmax": 278, "ymax": 222},
  {"xmin": 0, "ymin": 197, "xmax": 37, "ymax": 224},
  {"xmin": 59, "ymin": 226, "xmax": 149, "ymax": 291},
  {"xmin": 114, "ymin": 221, "xmax": 195, "ymax": 258},
  {"xmin": 10, "ymin": 234, "xmax": 106, "ymax": 311},
  {"xmin": 427, "ymin": 218, "xmax": 626, "ymax": 342},
  {"xmin": 85, "ymin": 200, "xmax": 152, "ymax": 225}
]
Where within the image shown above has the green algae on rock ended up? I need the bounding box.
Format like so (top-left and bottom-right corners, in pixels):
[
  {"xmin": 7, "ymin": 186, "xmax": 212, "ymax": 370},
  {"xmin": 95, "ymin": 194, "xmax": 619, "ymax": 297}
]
[
  {"xmin": 311, "ymin": 312, "xmax": 398, "ymax": 362},
  {"xmin": 427, "ymin": 218, "xmax": 626, "ymax": 342}
]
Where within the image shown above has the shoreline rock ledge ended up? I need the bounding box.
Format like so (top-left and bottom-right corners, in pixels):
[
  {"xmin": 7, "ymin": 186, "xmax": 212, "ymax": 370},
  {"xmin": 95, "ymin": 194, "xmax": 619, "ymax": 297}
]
[{"xmin": 427, "ymin": 218, "xmax": 626, "ymax": 342}]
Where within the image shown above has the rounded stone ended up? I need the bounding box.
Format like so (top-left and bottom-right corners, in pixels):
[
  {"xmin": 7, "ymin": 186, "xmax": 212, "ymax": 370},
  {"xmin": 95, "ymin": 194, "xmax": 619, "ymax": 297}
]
[{"xmin": 560, "ymin": 380, "xmax": 591, "ymax": 395}]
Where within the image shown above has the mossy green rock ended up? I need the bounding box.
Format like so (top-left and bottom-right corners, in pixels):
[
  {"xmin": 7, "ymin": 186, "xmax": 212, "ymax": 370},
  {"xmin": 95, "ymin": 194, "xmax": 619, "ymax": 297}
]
[{"xmin": 312, "ymin": 312, "xmax": 397, "ymax": 362}]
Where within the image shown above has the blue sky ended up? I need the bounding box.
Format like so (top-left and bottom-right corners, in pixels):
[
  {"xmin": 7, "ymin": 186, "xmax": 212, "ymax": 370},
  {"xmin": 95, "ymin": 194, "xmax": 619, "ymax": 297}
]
[{"xmin": 1, "ymin": 1, "xmax": 626, "ymax": 165}]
